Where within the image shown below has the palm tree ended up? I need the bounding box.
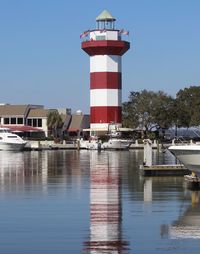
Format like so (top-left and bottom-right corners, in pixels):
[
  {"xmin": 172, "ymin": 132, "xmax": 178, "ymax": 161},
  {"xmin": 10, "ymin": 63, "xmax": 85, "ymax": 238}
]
[{"xmin": 47, "ymin": 110, "xmax": 63, "ymax": 140}]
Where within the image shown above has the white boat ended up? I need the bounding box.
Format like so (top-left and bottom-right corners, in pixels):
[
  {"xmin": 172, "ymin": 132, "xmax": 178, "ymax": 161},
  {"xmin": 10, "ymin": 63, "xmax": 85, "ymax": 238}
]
[
  {"xmin": 168, "ymin": 143, "xmax": 200, "ymax": 174},
  {"xmin": 101, "ymin": 127, "xmax": 133, "ymax": 150},
  {"xmin": 79, "ymin": 137, "xmax": 102, "ymax": 150},
  {"xmin": 102, "ymin": 138, "xmax": 132, "ymax": 150},
  {"xmin": 80, "ymin": 124, "xmax": 133, "ymax": 150},
  {"xmin": 0, "ymin": 127, "xmax": 26, "ymax": 151}
]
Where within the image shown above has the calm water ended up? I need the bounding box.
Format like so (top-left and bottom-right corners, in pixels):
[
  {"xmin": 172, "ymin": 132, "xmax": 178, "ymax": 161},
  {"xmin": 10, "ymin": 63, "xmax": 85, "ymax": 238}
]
[{"xmin": 0, "ymin": 149, "xmax": 199, "ymax": 253}]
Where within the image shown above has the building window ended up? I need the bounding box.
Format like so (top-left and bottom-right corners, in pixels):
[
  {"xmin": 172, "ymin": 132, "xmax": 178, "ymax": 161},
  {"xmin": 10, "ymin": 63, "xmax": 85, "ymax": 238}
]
[
  {"xmin": 27, "ymin": 118, "xmax": 43, "ymax": 127},
  {"xmin": 17, "ymin": 118, "xmax": 23, "ymax": 124},
  {"xmin": 38, "ymin": 119, "xmax": 42, "ymax": 127},
  {"xmin": 27, "ymin": 119, "xmax": 32, "ymax": 126},
  {"xmin": 11, "ymin": 118, "xmax": 16, "ymax": 124},
  {"xmin": 33, "ymin": 119, "xmax": 37, "ymax": 127},
  {"xmin": 4, "ymin": 118, "xmax": 9, "ymax": 124}
]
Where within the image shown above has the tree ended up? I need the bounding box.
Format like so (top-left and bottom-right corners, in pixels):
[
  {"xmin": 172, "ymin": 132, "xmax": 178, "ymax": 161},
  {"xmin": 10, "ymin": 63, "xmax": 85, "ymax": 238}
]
[
  {"xmin": 175, "ymin": 86, "xmax": 200, "ymax": 127},
  {"xmin": 152, "ymin": 90, "xmax": 175, "ymax": 129},
  {"xmin": 47, "ymin": 110, "xmax": 63, "ymax": 139},
  {"xmin": 122, "ymin": 90, "xmax": 175, "ymax": 137}
]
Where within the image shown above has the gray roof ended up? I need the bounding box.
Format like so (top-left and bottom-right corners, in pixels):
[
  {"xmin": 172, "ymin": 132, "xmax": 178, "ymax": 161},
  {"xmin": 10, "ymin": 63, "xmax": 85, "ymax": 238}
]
[
  {"xmin": 0, "ymin": 105, "xmax": 28, "ymax": 116},
  {"xmin": 68, "ymin": 114, "xmax": 90, "ymax": 132},
  {"xmin": 27, "ymin": 108, "xmax": 50, "ymax": 118},
  {"xmin": 62, "ymin": 115, "xmax": 72, "ymax": 131},
  {"xmin": 68, "ymin": 115, "xmax": 84, "ymax": 132}
]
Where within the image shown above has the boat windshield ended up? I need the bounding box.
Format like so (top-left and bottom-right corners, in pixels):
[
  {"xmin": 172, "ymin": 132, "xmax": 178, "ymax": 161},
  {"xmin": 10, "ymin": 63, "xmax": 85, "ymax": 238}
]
[{"xmin": 0, "ymin": 129, "xmax": 11, "ymax": 133}]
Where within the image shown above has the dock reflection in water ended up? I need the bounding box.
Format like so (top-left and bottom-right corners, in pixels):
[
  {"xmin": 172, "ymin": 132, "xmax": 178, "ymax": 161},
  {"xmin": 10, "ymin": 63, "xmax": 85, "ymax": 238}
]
[{"xmin": 84, "ymin": 151, "xmax": 129, "ymax": 253}]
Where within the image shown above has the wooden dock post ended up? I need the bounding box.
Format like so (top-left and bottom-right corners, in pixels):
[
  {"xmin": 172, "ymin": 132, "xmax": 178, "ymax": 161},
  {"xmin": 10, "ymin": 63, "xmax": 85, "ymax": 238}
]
[
  {"xmin": 143, "ymin": 139, "xmax": 152, "ymax": 166},
  {"xmin": 77, "ymin": 139, "xmax": 80, "ymax": 150}
]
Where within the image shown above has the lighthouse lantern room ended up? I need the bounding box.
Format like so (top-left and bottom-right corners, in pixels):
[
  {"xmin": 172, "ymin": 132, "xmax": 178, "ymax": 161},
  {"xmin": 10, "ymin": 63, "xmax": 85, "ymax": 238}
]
[{"xmin": 81, "ymin": 10, "xmax": 130, "ymax": 135}]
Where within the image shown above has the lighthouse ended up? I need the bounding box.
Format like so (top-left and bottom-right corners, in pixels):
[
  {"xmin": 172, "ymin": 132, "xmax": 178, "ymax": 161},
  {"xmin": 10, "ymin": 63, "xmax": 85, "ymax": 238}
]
[{"xmin": 81, "ymin": 10, "xmax": 130, "ymax": 134}]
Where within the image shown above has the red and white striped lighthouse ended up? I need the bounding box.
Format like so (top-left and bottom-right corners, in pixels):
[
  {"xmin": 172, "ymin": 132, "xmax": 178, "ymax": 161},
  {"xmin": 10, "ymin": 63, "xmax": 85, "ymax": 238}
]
[{"xmin": 81, "ymin": 10, "xmax": 130, "ymax": 132}]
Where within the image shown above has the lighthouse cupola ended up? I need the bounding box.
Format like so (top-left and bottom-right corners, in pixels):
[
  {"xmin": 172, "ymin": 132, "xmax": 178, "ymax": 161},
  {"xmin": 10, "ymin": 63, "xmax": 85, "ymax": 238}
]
[{"xmin": 96, "ymin": 10, "xmax": 116, "ymax": 30}]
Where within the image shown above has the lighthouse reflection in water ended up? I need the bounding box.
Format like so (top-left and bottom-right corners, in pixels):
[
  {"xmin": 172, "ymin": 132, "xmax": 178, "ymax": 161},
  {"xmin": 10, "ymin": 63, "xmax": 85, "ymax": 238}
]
[{"xmin": 84, "ymin": 152, "xmax": 129, "ymax": 253}]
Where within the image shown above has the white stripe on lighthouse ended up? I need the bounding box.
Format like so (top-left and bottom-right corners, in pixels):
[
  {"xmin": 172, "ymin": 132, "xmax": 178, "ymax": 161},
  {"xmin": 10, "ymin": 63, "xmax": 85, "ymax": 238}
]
[
  {"xmin": 90, "ymin": 55, "xmax": 121, "ymax": 73},
  {"xmin": 90, "ymin": 89, "xmax": 121, "ymax": 107}
]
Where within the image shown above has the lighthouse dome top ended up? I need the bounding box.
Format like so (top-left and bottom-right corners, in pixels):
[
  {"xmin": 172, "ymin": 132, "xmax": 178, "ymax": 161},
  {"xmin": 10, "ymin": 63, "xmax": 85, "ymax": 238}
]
[
  {"xmin": 96, "ymin": 10, "xmax": 116, "ymax": 30},
  {"xmin": 96, "ymin": 10, "xmax": 116, "ymax": 21}
]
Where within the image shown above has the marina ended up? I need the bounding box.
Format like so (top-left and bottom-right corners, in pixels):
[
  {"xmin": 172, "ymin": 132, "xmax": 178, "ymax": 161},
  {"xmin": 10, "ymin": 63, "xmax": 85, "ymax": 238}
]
[
  {"xmin": 1, "ymin": 2, "xmax": 200, "ymax": 253},
  {"xmin": 24, "ymin": 139, "xmax": 162, "ymax": 150}
]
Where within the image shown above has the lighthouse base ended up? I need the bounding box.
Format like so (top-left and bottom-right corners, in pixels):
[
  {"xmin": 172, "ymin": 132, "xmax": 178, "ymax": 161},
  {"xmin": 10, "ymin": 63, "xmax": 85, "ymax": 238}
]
[
  {"xmin": 91, "ymin": 123, "xmax": 121, "ymax": 130},
  {"xmin": 90, "ymin": 123, "xmax": 122, "ymax": 132}
]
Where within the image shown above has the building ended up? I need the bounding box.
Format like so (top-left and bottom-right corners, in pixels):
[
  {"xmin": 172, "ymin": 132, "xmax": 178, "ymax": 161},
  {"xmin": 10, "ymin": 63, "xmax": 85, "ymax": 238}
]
[
  {"xmin": 0, "ymin": 104, "xmax": 89, "ymax": 139},
  {"xmin": 66, "ymin": 110, "xmax": 90, "ymax": 139},
  {"xmin": 81, "ymin": 10, "xmax": 130, "ymax": 135},
  {"xmin": 27, "ymin": 108, "xmax": 50, "ymax": 137},
  {"xmin": 0, "ymin": 104, "xmax": 43, "ymax": 125}
]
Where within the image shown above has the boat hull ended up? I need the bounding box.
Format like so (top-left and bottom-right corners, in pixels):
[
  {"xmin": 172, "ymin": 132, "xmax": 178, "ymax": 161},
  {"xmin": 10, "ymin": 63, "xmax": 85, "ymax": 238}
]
[
  {"xmin": 0, "ymin": 142, "xmax": 26, "ymax": 151},
  {"xmin": 79, "ymin": 139, "xmax": 101, "ymax": 150},
  {"xmin": 102, "ymin": 139, "xmax": 131, "ymax": 150},
  {"xmin": 168, "ymin": 145, "xmax": 200, "ymax": 174},
  {"xmin": 80, "ymin": 138, "xmax": 131, "ymax": 150}
]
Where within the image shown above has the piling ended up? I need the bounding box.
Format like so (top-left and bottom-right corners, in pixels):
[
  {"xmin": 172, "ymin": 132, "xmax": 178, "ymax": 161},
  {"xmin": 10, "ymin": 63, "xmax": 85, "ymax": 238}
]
[
  {"xmin": 143, "ymin": 139, "xmax": 153, "ymax": 166},
  {"xmin": 77, "ymin": 139, "xmax": 80, "ymax": 150}
]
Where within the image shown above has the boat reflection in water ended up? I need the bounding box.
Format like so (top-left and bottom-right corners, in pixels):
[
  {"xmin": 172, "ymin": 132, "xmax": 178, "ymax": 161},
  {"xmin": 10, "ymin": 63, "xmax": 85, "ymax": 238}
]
[
  {"xmin": 161, "ymin": 190, "xmax": 200, "ymax": 239},
  {"xmin": 0, "ymin": 151, "xmax": 49, "ymax": 193},
  {"xmin": 169, "ymin": 191, "xmax": 200, "ymax": 239},
  {"xmin": 84, "ymin": 151, "xmax": 129, "ymax": 253}
]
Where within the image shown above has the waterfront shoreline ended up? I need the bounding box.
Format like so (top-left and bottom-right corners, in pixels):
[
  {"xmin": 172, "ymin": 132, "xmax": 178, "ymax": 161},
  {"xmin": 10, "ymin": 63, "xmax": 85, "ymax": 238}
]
[{"xmin": 24, "ymin": 140, "xmax": 174, "ymax": 151}]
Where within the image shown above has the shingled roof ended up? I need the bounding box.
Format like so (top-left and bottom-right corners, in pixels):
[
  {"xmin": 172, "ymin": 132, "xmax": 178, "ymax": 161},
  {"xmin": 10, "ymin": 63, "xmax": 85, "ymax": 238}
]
[
  {"xmin": 68, "ymin": 114, "xmax": 90, "ymax": 132},
  {"xmin": 28, "ymin": 108, "xmax": 50, "ymax": 118},
  {"xmin": 0, "ymin": 105, "xmax": 29, "ymax": 116}
]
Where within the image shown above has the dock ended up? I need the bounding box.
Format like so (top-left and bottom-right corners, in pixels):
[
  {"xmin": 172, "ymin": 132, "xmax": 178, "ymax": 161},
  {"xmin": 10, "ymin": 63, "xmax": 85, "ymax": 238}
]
[
  {"xmin": 130, "ymin": 139, "xmax": 158, "ymax": 149},
  {"xmin": 140, "ymin": 164, "xmax": 189, "ymax": 176},
  {"xmin": 140, "ymin": 139, "xmax": 190, "ymax": 176},
  {"xmin": 25, "ymin": 140, "xmax": 77, "ymax": 151}
]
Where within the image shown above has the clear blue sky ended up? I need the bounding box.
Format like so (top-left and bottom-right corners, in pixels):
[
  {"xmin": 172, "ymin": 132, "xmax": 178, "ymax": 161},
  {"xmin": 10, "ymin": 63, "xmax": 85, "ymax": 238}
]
[{"xmin": 1, "ymin": 0, "xmax": 200, "ymax": 113}]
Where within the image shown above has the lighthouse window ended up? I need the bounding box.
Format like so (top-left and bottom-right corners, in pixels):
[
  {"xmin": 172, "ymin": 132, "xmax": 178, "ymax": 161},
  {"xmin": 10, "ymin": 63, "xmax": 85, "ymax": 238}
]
[{"xmin": 96, "ymin": 35, "xmax": 106, "ymax": 41}]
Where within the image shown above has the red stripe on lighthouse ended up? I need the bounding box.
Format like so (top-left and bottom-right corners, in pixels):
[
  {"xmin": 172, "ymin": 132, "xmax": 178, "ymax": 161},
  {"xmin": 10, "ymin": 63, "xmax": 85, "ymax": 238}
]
[
  {"xmin": 90, "ymin": 106, "xmax": 121, "ymax": 124},
  {"xmin": 90, "ymin": 72, "xmax": 121, "ymax": 89},
  {"xmin": 82, "ymin": 40, "xmax": 130, "ymax": 56}
]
